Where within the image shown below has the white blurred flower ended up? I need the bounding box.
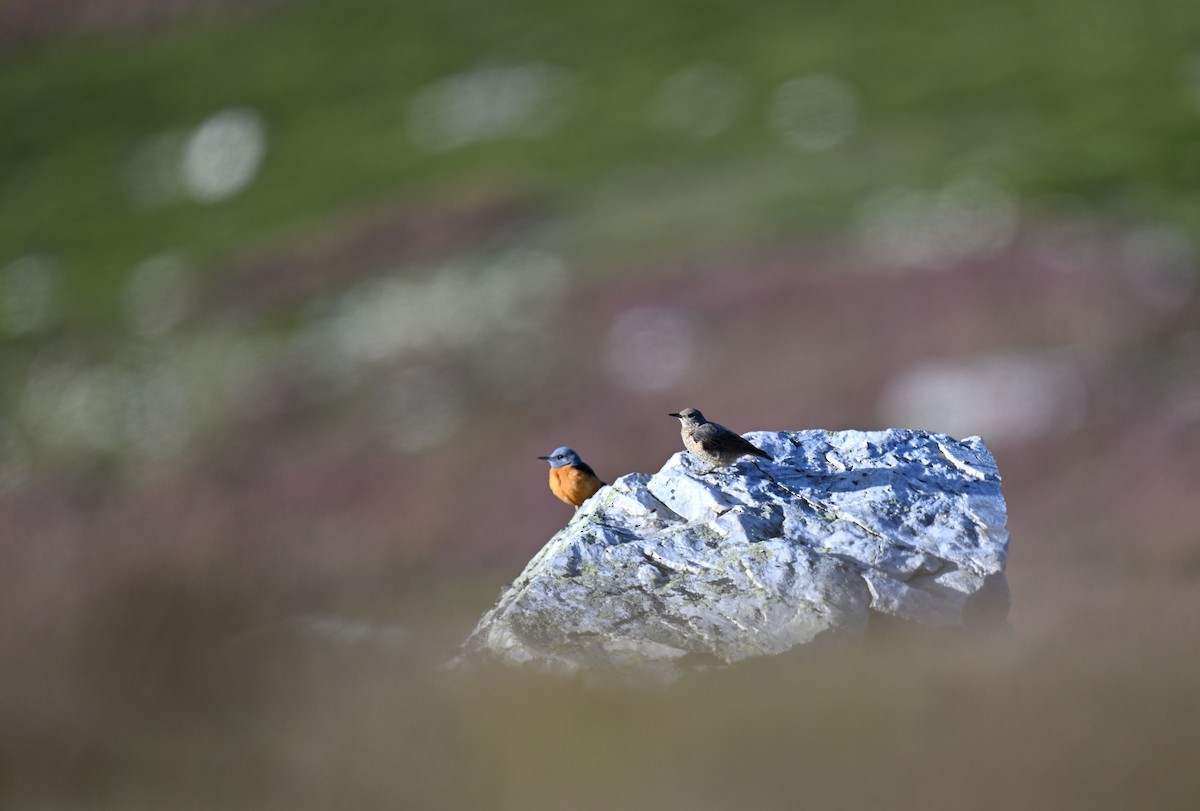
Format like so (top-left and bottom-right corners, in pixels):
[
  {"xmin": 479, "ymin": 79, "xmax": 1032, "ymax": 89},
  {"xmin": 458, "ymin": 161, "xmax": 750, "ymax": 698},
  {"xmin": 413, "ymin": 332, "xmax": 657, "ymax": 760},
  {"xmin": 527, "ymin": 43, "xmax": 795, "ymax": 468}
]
[
  {"xmin": 768, "ymin": 75, "xmax": 859, "ymax": 150},
  {"xmin": 20, "ymin": 361, "xmax": 125, "ymax": 453},
  {"xmin": 314, "ymin": 248, "xmax": 568, "ymax": 371},
  {"xmin": 408, "ymin": 64, "xmax": 577, "ymax": 151},
  {"xmin": 182, "ymin": 107, "xmax": 268, "ymax": 203}
]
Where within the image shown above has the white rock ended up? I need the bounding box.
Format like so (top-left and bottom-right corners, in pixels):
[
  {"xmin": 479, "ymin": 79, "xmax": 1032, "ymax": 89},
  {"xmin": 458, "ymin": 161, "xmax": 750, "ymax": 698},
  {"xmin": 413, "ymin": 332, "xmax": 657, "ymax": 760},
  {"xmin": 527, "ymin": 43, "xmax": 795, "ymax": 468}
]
[{"xmin": 451, "ymin": 429, "xmax": 1009, "ymax": 679}]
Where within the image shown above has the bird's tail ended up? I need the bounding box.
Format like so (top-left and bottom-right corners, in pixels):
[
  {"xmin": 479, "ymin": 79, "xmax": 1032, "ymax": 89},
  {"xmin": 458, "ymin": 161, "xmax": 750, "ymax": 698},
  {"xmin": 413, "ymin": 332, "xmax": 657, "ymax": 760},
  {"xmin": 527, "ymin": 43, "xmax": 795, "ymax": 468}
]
[{"xmin": 750, "ymin": 446, "xmax": 772, "ymax": 461}]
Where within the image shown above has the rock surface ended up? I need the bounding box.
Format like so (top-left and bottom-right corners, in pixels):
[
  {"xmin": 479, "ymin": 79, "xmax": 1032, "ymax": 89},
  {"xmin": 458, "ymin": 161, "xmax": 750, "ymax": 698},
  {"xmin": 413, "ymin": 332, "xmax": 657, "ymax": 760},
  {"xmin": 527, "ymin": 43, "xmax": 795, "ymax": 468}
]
[{"xmin": 451, "ymin": 429, "xmax": 1009, "ymax": 679}]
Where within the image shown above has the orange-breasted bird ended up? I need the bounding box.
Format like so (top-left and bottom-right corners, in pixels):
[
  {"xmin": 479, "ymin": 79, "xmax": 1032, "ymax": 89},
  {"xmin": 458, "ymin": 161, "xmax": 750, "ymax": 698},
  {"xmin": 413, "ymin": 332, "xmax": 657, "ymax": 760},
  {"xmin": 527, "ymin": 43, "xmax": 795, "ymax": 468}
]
[{"xmin": 538, "ymin": 447, "xmax": 606, "ymax": 508}]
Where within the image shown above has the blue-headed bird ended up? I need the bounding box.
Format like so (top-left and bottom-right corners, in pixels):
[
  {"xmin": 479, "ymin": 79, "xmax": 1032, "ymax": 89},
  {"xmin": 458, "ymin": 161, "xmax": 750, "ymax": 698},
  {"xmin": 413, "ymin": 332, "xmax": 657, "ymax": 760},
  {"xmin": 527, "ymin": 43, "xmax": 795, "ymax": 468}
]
[{"xmin": 538, "ymin": 447, "xmax": 606, "ymax": 508}]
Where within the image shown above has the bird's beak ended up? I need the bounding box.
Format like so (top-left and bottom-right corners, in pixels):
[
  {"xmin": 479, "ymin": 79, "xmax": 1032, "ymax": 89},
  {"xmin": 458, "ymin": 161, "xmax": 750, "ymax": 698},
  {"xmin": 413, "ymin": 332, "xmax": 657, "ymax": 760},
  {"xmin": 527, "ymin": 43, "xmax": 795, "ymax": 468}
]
[
  {"xmin": 536, "ymin": 455, "xmax": 550, "ymax": 460},
  {"xmin": 668, "ymin": 413, "xmax": 681, "ymax": 418}
]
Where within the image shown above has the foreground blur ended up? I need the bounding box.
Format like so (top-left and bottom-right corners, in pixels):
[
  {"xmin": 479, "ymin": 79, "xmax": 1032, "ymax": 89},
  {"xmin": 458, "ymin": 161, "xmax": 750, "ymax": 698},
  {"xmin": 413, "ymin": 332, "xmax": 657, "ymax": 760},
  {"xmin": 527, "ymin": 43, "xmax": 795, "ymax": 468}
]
[{"xmin": 5, "ymin": 587, "xmax": 1199, "ymax": 810}]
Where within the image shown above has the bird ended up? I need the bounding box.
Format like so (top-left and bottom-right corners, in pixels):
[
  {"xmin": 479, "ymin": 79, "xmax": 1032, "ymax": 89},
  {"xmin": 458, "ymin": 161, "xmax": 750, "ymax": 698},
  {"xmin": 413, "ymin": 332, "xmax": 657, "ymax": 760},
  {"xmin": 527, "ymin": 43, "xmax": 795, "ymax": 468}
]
[
  {"xmin": 668, "ymin": 407, "xmax": 771, "ymax": 471},
  {"xmin": 538, "ymin": 446, "xmax": 607, "ymax": 508}
]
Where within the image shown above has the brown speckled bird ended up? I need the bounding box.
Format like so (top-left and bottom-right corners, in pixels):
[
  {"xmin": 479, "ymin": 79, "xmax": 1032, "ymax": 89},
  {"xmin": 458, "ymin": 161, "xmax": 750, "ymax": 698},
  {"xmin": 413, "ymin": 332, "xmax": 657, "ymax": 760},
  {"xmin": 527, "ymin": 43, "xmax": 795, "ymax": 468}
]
[
  {"xmin": 669, "ymin": 407, "xmax": 771, "ymax": 471},
  {"xmin": 538, "ymin": 447, "xmax": 606, "ymax": 508}
]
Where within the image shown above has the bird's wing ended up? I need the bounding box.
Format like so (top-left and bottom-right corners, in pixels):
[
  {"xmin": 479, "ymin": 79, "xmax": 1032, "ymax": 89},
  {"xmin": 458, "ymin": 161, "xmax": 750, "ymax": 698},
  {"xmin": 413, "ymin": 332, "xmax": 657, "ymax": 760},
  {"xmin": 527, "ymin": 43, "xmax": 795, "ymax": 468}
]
[
  {"xmin": 573, "ymin": 461, "xmax": 604, "ymax": 484},
  {"xmin": 695, "ymin": 423, "xmax": 753, "ymax": 454}
]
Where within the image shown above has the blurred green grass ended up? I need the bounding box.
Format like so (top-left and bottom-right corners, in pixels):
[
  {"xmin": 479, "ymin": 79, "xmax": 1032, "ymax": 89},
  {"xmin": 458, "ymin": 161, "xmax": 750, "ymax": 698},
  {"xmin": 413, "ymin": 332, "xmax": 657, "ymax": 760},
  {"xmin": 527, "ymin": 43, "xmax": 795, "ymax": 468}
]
[{"xmin": 3, "ymin": 0, "xmax": 1199, "ymax": 328}]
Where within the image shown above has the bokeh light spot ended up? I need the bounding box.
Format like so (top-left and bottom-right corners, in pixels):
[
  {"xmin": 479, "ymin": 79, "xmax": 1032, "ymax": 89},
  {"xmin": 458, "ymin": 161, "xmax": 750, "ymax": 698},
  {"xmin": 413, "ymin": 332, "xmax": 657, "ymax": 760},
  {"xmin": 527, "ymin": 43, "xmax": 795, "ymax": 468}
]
[
  {"xmin": 768, "ymin": 74, "xmax": 859, "ymax": 151},
  {"xmin": 879, "ymin": 352, "xmax": 1086, "ymax": 443},
  {"xmin": 605, "ymin": 306, "xmax": 698, "ymax": 392},
  {"xmin": 311, "ymin": 248, "xmax": 568, "ymax": 374},
  {"xmin": 934, "ymin": 175, "xmax": 1020, "ymax": 260},
  {"xmin": 182, "ymin": 107, "xmax": 268, "ymax": 203},
  {"xmin": 851, "ymin": 186, "xmax": 942, "ymax": 269},
  {"xmin": 20, "ymin": 361, "xmax": 124, "ymax": 453},
  {"xmin": 408, "ymin": 64, "xmax": 577, "ymax": 152},
  {"xmin": 851, "ymin": 174, "xmax": 1018, "ymax": 270},
  {"xmin": 648, "ymin": 62, "xmax": 749, "ymax": 140}
]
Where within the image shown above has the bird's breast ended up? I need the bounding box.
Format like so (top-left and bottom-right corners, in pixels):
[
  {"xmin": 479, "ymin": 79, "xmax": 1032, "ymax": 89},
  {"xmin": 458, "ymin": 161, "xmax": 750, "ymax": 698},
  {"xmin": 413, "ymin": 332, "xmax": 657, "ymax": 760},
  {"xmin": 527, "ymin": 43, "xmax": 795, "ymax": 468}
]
[{"xmin": 549, "ymin": 465, "xmax": 603, "ymax": 506}]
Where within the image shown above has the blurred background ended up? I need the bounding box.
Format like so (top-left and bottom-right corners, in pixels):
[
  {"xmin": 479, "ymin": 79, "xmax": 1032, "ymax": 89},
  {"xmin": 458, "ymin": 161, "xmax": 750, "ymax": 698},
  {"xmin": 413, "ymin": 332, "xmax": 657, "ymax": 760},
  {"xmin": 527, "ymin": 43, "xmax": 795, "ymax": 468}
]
[{"xmin": 2, "ymin": 0, "xmax": 1199, "ymax": 808}]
